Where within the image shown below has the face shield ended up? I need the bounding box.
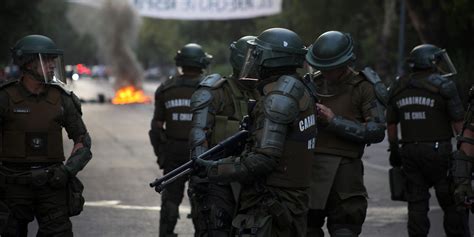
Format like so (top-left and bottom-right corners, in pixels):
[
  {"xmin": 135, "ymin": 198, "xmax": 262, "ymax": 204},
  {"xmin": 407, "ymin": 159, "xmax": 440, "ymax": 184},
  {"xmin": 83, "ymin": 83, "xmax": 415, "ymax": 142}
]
[
  {"xmin": 38, "ymin": 53, "xmax": 66, "ymax": 84},
  {"xmin": 434, "ymin": 49, "xmax": 457, "ymax": 77},
  {"xmin": 239, "ymin": 41, "xmax": 261, "ymax": 82}
]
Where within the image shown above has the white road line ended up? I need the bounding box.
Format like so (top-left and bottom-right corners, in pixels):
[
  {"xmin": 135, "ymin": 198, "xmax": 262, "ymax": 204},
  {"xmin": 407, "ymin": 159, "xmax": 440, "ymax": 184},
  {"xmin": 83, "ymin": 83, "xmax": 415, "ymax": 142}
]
[
  {"xmin": 85, "ymin": 200, "xmax": 191, "ymax": 213},
  {"xmin": 85, "ymin": 200, "xmax": 439, "ymax": 222}
]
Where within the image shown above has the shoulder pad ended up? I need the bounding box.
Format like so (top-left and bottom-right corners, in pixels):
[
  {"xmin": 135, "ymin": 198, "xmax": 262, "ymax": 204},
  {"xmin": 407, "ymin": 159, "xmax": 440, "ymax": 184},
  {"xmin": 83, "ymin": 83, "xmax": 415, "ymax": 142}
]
[
  {"xmin": 199, "ymin": 73, "xmax": 225, "ymax": 88},
  {"xmin": 432, "ymin": 76, "xmax": 459, "ymax": 99},
  {"xmin": 49, "ymin": 83, "xmax": 72, "ymax": 95},
  {"xmin": 190, "ymin": 88, "xmax": 213, "ymax": 110},
  {"xmin": 263, "ymin": 93, "xmax": 299, "ymax": 124},
  {"xmin": 0, "ymin": 79, "xmax": 19, "ymax": 90},
  {"xmin": 272, "ymin": 75, "xmax": 306, "ymax": 101},
  {"xmin": 71, "ymin": 92, "xmax": 83, "ymax": 115},
  {"xmin": 360, "ymin": 67, "xmax": 389, "ymax": 106},
  {"xmin": 387, "ymin": 76, "xmax": 400, "ymax": 98},
  {"xmin": 360, "ymin": 67, "xmax": 382, "ymax": 85},
  {"xmin": 425, "ymin": 73, "xmax": 447, "ymax": 88}
]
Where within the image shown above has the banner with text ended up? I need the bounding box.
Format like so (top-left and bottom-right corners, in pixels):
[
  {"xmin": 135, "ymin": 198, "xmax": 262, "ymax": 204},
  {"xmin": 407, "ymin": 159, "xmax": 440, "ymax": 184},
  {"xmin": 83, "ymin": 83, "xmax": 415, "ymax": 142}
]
[
  {"xmin": 68, "ymin": 0, "xmax": 282, "ymax": 20},
  {"xmin": 132, "ymin": 0, "xmax": 282, "ymax": 20}
]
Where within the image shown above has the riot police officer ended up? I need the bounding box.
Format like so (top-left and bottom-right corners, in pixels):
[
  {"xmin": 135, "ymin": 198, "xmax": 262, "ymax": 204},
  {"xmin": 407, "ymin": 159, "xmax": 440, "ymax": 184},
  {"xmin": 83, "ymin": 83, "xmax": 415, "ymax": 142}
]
[
  {"xmin": 387, "ymin": 44, "xmax": 467, "ymax": 236},
  {"xmin": 305, "ymin": 31, "xmax": 387, "ymax": 237},
  {"xmin": 188, "ymin": 35, "xmax": 260, "ymax": 237},
  {"xmin": 0, "ymin": 35, "xmax": 92, "ymax": 236},
  {"xmin": 452, "ymin": 84, "xmax": 473, "ymax": 235},
  {"xmin": 195, "ymin": 28, "xmax": 316, "ymax": 236},
  {"xmin": 149, "ymin": 43, "xmax": 212, "ymax": 237}
]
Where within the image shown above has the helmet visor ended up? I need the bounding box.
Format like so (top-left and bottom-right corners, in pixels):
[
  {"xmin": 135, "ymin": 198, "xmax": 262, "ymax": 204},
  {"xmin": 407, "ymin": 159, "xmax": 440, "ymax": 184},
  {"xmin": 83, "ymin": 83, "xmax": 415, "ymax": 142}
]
[
  {"xmin": 38, "ymin": 53, "xmax": 66, "ymax": 84},
  {"xmin": 239, "ymin": 43, "xmax": 260, "ymax": 81},
  {"xmin": 434, "ymin": 49, "xmax": 457, "ymax": 77}
]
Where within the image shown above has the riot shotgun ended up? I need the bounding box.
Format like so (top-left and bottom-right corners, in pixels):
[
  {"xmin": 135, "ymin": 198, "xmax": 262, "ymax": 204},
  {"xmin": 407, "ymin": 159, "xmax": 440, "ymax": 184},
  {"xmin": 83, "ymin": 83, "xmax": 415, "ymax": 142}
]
[{"xmin": 149, "ymin": 130, "xmax": 249, "ymax": 193}]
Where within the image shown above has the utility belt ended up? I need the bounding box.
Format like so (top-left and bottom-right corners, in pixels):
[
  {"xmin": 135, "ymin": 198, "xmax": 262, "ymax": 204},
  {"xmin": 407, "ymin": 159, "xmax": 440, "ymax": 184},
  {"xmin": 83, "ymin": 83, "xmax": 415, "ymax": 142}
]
[
  {"xmin": 0, "ymin": 162, "xmax": 60, "ymax": 187},
  {"xmin": 400, "ymin": 140, "xmax": 451, "ymax": 150},
  {"xmin": 0, "ymin": 162, "xmax": 85, "ymax": 217}
]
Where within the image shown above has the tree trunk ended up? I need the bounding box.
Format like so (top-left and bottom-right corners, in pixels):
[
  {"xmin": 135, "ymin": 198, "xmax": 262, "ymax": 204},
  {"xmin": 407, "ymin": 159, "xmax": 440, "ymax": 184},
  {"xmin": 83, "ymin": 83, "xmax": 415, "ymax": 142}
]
[
  {"xmin": 405, "ymin": 0, "xmax": 445, "ymax": 46},
  {"xmin": 375, "ymin": 0, "xmax": 397, "ymax": 82}
]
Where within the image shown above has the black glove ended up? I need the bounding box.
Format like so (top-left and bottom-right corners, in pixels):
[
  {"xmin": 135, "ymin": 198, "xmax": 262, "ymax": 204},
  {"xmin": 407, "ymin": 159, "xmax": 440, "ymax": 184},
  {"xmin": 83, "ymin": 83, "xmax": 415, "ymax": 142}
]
[
  {"xmin": 389, "ymin": 142, "xmax": 402, "ymax": 167},
  {"xmin": 193, "ymin": 157, "xmax": 216, "ymax": 178}
]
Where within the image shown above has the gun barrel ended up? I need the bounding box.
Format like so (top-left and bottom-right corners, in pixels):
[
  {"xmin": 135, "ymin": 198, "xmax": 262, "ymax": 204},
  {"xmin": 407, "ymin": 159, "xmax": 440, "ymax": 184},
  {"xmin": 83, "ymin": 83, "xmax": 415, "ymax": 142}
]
[
  {"xmin": 154, "ymin": 168, "xmax": 193, "ymax": 193},
  {"xmin": 149, "ymin": 130, "xmax": 249, "ymax": 190},
  {"xmin": 149, "ymin": 160, "xmax": 193, "ymax": 187}
]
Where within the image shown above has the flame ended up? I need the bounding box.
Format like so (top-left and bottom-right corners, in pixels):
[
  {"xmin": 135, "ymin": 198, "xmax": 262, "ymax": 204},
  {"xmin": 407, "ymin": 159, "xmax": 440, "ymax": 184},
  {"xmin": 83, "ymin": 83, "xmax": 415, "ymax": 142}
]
[{"xmin": 112, "ymin": 86, "xmax": 152, "ymax": 105}]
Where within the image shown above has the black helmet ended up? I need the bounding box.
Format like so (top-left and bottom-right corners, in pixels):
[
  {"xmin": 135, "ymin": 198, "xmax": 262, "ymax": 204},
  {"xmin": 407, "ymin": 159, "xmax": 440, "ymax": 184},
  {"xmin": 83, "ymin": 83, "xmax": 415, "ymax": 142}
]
[
  {"xmin": 249, "ymin": 28, "xmax": 307, "ymax": 68},
  {"xmin": 174, "ymin": 43, "xmax": 212, "ymax": 69},
  {"xmin": 407, "ymin": 44, "xmax": 445, "ymax": 70},
  {"xmin": 11, "ymin": 35, "xmax": 63, "ymax": 67},
  {"xmin": 229, "ymin": 35, "xmax": 256, "ymax": 71},
  {"xmin": 406, "ymin": 44, "xmax": 457, "ymax": 77},
  {"xmin": 306, "ymin": 31, "xmax": 355, "ymax": 70},
  {"xmin": 11, "ymin": 35, "xmax": 66, "ymax": 84}
]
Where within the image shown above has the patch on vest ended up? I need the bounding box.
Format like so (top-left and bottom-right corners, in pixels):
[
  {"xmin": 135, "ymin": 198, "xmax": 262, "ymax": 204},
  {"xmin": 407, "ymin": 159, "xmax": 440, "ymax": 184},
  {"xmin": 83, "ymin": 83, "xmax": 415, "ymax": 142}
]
[
  {"xmin": 172, "ymin": 113, "xmax": 193, "ymax": 121},
  {"xmin": 165, "ymin": 99, "xmax": 191, "ymax": 109},
  {"xmin": 403, "ymin": 111, "xmax": 426, "ymax": 120},
  {"xmin": 13, "ymin": 107, "xmax": 31, "ymax": 113},
  {"xmin": 26, "ymin": 132, "xmax": 48, "ymax": 156},
  {"xmin": 299, "ymin": 114, "xmax": 316, "ymax": 132},
  {"xmin": 396, "ymin": 96, "xmax": 435, "ymax": 108}
]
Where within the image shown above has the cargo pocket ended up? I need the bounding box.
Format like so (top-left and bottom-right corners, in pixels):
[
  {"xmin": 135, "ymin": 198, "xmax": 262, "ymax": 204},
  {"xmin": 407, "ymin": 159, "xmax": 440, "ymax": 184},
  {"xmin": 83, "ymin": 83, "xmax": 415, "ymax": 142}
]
[
  {"xmin": 232, "ymin": 214, "xmax": 272, "ymax": 237},
  {"xmin": 67, "ymin": 176, "xmax": 85, "ymax": 216}
]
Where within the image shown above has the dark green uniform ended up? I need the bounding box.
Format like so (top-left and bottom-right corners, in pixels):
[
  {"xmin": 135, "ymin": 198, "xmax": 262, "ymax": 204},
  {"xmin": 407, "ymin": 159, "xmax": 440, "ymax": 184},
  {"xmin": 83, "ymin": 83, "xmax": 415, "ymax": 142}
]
[
  {"xmin": 387, "ymin": 71, "xmax": 467, "ymax": 237},
  {"xmin": 199, "ymin": 74, "xmax": 316, "ymax": 237},
  {"xmin": 189, "ymin": 74, "xmax": 259, "ymax": 237},
  {"xmin": 307, "ymin": 70, "xmax": 386, "ymax": 237},
  {"xmin": 0, "ymin": 80, "xmax": 88, "ymax": 237},
  {"xmin": 150, "ymin": 74, "xmax": 202, "ymax": 237}
]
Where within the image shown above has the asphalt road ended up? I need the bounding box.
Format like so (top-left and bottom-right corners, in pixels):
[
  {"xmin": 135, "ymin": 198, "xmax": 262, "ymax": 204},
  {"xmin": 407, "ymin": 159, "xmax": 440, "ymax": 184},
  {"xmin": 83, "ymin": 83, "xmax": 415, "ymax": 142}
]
[{"xmin": 26, "ymin": 77, "xmax": 472, "ymax": 236}]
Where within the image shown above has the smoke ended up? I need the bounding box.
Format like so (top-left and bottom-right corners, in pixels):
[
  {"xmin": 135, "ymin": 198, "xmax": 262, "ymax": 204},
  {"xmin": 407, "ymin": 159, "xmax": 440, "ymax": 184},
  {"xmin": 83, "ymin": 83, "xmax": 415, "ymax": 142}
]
[{"xmin": 67, "ymin": 0, "xmax": 144, "ymax": 90}]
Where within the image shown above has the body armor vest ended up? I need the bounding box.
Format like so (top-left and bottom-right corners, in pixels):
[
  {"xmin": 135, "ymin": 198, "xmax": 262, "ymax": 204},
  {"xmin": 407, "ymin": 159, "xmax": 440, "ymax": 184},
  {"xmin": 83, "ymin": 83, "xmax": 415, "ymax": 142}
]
[
  {"xmin": 391, "ymin": 74, "xmax": 454, "ymax": 142},
  {"xmin": 314, "ymin": 73, "xmax": 366, "ymax": 158},
  {"xmin": 1, "ymin": 84, "xmax": 64, "ymax": 162},
  {"xmin": 162, "ymin": 75, "xmax": 201, "ymax": 141},
  {"xmin": 254, "ymin": 77, "xmax": 316, "ymax": 188},
  {"xmin": 210, "ymin": 78, "xmax": 258, "ymax": 146}
]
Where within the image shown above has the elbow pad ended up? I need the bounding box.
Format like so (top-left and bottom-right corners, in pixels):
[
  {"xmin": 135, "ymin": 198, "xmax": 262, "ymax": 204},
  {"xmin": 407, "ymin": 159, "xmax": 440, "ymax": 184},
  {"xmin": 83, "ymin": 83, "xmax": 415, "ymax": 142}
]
[
  {"xmin": 65, "ymin": 147, "xmax": 92, "ymax": 176},
  {"xmin": 328, "ymin": 116, "xmax": 386, "ymax": 144}
]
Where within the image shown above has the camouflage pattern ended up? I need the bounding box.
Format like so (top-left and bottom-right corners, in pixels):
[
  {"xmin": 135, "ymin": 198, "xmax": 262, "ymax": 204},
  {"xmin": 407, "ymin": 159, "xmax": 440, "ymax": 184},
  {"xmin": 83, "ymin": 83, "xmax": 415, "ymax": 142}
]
[{"xmin": 188, "ymin": 74, "xmax": 259, "ymax": 237}]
